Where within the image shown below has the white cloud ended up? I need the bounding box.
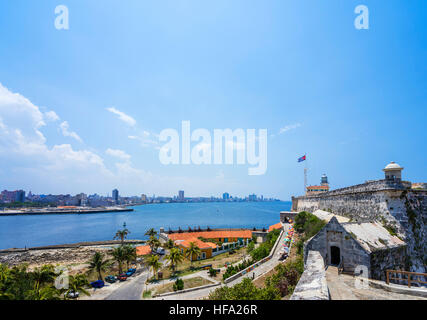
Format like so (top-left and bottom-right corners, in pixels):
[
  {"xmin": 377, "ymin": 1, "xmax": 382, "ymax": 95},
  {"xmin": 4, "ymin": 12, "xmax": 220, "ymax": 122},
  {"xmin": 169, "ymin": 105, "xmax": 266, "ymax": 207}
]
[
  {"xmin": 0, "ymin": 82, "xmax": 109, "ymax": 186},
  {"xmin": 59, "ymin": 121, "xmax": 83, "ymax": 142},
  {"xmin": 279, "ymin": 123, "xmax": 301, "ymax": 134},
  {"xmin": 106, "ymin": 148, "xmax": 131, "ymax": 161},
  {"xmin": 128, "ymin": 132, "xmax": 159, "ymax": 148},
  {"xmin": 0, "ymin": 82, "xmax": 245, "ymax": 196},
  {"xmin": 107, "ymin": 107, "xmax": 136, "ymax": 126},
  {"xmin": 44, "ymin": 110, "xmax": 60, "ymax": 122}
]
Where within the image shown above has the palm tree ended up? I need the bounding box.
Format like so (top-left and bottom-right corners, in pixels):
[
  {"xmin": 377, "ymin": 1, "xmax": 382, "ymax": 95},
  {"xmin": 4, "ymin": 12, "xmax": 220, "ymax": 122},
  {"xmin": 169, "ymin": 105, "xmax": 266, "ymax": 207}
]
[
  {"xmin": 165, "ymin": 238, "xmax": 175, "ymax": 250},
  {"xmin": 31, "ymin": 265, "xmax": 57, "ymax": 288},
  {"xmin": 26, "ymin": 265, "xmax": 59, "ymax": 300},
  {"xmin": 111, "ymin": 246, "xmax": 126, "ymax": 274},
  {"xmin": 26, "ymin": 285, "xmax": 61, "ymax": 300},
  {"xmin": 87, "ymin": 252, "xmax": 112, "ymax": 280},
  {"xmin": 123, "ymin": 245, "xmax": 137, "ymax": 270},
  {"xmin": 147, "ymin": 235, "xmax": 160, "ymax": 253},
  {"xmin": 145, "ymin": 228, "xmax": 157, "ymax": 238},
  {"xmin": 185, "ymin": 242, "xmax": 201, "ymax": 266},
  {"xmin": 146, "ymin": 255, "xmax": 162, "ymax": 280},
  {"xmin": 64, "ymin": 274, "xmax": 90, "ymax": 300},
  {"xmin": 114, "ymin": 223, "xmax": 130, "ymax": 245},
  {"xmin": 166, "ymin": 248, "xmax": 184, "ymax": 274}
]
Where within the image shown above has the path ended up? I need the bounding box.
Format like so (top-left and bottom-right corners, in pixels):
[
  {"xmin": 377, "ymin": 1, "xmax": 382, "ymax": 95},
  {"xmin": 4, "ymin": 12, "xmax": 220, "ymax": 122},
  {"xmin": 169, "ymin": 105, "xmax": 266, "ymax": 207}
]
[{"xmin": 326, "ymin": 266, "xmax": 426, "ymax": 300}]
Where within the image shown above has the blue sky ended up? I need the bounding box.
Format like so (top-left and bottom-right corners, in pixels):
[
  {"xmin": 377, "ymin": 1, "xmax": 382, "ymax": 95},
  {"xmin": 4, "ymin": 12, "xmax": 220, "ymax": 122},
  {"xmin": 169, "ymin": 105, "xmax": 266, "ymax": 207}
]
[{"xmin": 0, "ymin": 0, "xmax": 425, "ymax": 199}]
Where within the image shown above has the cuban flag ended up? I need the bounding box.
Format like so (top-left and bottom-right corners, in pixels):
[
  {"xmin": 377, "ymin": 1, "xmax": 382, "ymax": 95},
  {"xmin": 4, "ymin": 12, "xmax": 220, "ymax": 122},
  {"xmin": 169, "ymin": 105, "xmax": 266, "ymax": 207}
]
[{"xmin": 298, "ymin": 155, "xmax": 306, "ymax": 162}]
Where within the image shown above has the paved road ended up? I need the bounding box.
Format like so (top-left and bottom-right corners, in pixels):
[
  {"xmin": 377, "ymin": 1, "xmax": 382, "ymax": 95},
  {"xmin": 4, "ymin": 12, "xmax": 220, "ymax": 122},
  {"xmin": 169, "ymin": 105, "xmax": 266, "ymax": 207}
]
[
  {"xmin": 153, "ymin": 224, "xmax": 291, "ymax": 300},
  {"xmin": 105, "ymin": 267, "xmax": 150, "ymax": 300}
]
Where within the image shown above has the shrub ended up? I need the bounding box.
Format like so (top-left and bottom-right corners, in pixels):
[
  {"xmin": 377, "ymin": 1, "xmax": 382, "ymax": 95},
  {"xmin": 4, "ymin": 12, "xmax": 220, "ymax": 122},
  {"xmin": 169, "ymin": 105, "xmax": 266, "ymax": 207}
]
[
  {"xmin": 173, "ymin": 278, "xmax": 184, "ymax": 291},
  {"xmin": 208, "ymin": 267, "xmax": 218, "ymax": 277}
]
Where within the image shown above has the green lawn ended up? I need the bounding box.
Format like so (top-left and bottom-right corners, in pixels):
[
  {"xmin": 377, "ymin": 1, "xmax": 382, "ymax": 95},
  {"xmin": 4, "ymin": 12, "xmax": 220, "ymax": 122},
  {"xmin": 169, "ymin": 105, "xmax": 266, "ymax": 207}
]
[{"xmin": 154, "ymin": 277, "xmax": 214, "ymax": 295}]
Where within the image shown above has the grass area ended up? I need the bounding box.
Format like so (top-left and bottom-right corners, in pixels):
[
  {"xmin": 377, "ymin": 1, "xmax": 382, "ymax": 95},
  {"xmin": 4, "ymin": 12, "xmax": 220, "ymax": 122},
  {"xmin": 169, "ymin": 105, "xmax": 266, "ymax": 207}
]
[
  {"xmin": 142, "ymin": 290, "xmax": 152, "ymax": 299},
  {"xmin": 156, "ymin": 246, "xmax": 248, "ymax": 280},
  {"xmin": 154, "ymin": 277, "xmax": 214, "ymax": 295}
]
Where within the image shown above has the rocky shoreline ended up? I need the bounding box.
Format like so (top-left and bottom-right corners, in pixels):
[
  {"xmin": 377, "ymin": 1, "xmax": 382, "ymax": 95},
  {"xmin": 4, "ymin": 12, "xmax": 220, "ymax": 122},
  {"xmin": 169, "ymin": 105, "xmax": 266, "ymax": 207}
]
[{"xmin": 0, "ymin": 239, "xmax": 145, "ymax": 271}]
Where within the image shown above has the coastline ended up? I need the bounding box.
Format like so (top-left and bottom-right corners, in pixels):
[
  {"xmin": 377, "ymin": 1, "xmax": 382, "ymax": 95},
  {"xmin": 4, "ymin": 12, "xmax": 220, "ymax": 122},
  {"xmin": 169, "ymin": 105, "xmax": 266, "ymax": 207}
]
[
  {"xmin": 0, "ymin": 239, "xmax": 145, "ymax": 254},
  {"xmin": 0, "ymin": 207, "xmax": 134, "ymax": 216}
]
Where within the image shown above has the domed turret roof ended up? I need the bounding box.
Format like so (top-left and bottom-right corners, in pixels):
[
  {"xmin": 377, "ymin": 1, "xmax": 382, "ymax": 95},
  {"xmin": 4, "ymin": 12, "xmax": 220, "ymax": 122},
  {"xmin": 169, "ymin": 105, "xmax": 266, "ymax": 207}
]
[{"xmin": 383, "ymin": 161, "xmax": 403, "ymax": 171}]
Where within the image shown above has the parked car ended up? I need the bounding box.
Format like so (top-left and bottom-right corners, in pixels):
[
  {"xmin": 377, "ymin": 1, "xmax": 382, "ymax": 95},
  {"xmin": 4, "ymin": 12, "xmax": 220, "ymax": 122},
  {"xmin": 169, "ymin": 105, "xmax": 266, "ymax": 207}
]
[
  {"xmin": 154, "ymin": 247, "xmax": 165, "ymax": 255},
  {"xmin": 125, "ymin": 268, "xmax": 136, "ymax": 277},
  {"xmin": 105, "ymin": 275, "xmax": 117, "ymax": 283},
  {"xmin": 90, "ymin": 280, "xmax": 105, "ymax": 288},
  {"xmin": 67, "ymin": 291, "xmax": 79, "ymax": 299},
  {"xmin": 117, "ymin": 274, "xmax": 128, "ymax": 281}
]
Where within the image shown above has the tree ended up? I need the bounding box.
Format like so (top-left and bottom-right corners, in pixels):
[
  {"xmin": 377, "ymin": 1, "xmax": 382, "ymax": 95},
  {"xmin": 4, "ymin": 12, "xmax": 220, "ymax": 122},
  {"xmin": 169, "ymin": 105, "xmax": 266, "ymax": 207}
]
[
  {"xmin": 145, "ymin": 228, "xmax": 157, "ymax": 238},
  {"xmin": 166, "ymin": 238, "xmax": 175, "ymax": 249},
  {"xmin": 147, "ymin": 235, "xmax": 160, "ymax": 253},
  {"xmin": 87, "ymin": 252, "xmax": 111, "ymax": 280},
  {"xmin": 145, "ymin": 255, "xmax": 162, "ymax": 280},
  {"xmin": 114, "ymin": 224, "xmax": 130, "ymax": 245},
  {"xmin": 64, "ymin": 274, "xmax": 90, "ymax": 300},
  {"xmin": 111, "ymin": 246, "xmax": 126, "ymax": 274},
  {"xmin": 185, "ymin": 242, "xmax": 201, "ymax": 265},
  {"xmin": 166, "ymin": 248, "xmax": 184, "ymax": 274},
  {"xmin": 30, "ymin": 265, "xmax": 57, "ymax": 288},
  {"xmin": 25, "ymin": 265, "xmax": 61, "ymax": 300},
  {"xmin": 26, "ymin": 285, "xmax": 61, "ymax": 300},
  {"xmin": 123, "ymin": 245, "xmax": 137, "ymax": 270},
  {"xmin": 209, "ymin": 277, "xmax": 280, "ymax": 300}
]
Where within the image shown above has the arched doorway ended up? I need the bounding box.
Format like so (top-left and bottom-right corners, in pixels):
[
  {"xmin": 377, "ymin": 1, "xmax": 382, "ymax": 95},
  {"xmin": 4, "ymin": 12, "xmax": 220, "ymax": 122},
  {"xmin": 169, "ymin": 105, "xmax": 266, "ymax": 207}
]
[{"xmin": 330, "ymin": 246, "xmax": 340, "ymax": 265}]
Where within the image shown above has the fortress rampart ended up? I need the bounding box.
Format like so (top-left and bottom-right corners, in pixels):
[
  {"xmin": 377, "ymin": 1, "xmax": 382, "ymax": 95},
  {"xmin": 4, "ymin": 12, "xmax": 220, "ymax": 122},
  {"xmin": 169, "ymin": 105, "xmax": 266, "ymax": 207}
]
[{"xmin": 292, "ymin": 175, "xmax": 426, "ymax": 274}]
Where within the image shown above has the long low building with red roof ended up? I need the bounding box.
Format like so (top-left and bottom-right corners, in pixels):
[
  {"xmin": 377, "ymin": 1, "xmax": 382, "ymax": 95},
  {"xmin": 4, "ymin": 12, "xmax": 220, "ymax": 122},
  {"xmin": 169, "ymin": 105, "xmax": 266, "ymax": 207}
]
[
  {"xmin": 167, "ymin": 229, "xmax": 254, "ymax": 260},
  {"xmin": 163, "ymin": 227, "xmax": 282, "ymax": 261}
]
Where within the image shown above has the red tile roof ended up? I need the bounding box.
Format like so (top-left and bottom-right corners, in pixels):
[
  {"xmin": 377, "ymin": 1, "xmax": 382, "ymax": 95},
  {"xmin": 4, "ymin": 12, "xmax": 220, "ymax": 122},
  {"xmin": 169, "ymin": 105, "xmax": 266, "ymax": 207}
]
[
  {"xmin": 176, "ymin": 237, "xmax": 217, "ymax": 249},
  {"xmin": 268, "ymin": 222, "xmax": 282, "ymax": 232},
  {"xmin": 168, "ymin": 230, "xmax": 253, "ymax": 242},
  {"xmin": 136, "ymin": 245, "xmax": 151, "ymax": 256}
]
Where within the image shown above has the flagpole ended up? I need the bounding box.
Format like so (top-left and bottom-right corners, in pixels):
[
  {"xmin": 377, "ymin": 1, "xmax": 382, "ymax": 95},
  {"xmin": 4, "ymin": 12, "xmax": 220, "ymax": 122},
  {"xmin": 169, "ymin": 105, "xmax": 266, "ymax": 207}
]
[{"xmin": 304, "ymin": 153, "xmax": 307, "ymax": 195}]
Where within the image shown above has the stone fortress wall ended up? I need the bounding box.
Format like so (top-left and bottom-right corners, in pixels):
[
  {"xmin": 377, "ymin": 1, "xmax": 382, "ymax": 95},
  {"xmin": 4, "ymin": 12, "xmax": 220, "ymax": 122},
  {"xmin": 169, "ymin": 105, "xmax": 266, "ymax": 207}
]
[{"xmin": 292, "ymin": 165, "xmax": 427, "ymax": 275}]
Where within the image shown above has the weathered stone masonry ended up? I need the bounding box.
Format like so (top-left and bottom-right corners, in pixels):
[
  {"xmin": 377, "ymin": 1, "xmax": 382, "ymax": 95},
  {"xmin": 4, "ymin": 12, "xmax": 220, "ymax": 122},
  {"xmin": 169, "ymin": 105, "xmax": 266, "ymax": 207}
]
[{"xmin": 293, "ymin": 179, "xmax": 426, "ymax": 274}]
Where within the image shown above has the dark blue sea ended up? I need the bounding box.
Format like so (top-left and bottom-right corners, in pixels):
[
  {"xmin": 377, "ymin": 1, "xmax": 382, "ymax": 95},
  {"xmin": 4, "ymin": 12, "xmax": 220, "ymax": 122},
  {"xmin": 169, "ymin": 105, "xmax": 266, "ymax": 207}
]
[{"xmin": 0, "ymin": 201, "xmax": 291, "ymax": 250}]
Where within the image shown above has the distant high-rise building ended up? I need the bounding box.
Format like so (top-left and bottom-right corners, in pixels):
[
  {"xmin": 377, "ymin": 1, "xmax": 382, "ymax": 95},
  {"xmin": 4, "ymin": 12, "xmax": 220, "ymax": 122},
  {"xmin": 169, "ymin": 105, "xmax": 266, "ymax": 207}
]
[
  {"xmin": 1, "ymin": 190, "xmax": 26, "ymax": 203},
  {"xmin": 178, "ymin": 190, "xmax": 185, "ymax": 201},
  {"xmin": 223, "ymin": 192, "xmax": 230, "ymax": 200},
  {"xmin": 141, "ymin": 194, "xmax": 147, "ymax": 203},
  {"xmin": 112, "ymin": 189, "xmax": 119, "ymax": 204},
  {"xmin": 248, "ymin": 194, "xmax": 257, "ymax": 201},
  {"xmin": 15, "ymin": 190, "xmax": 25, "ymax": 203}
]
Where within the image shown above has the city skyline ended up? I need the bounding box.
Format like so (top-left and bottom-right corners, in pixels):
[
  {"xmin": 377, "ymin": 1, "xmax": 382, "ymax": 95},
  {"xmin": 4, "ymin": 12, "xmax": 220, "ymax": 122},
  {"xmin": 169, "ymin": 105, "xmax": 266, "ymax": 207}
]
[{"xmin": 0, "ymin": 1, "xmax": 426, "ymax": 200}]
